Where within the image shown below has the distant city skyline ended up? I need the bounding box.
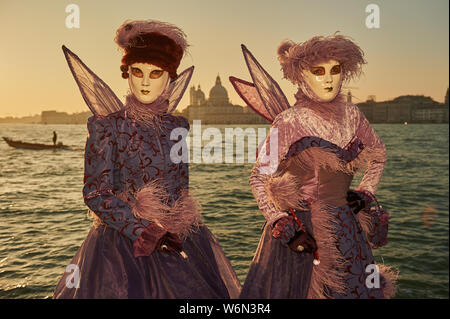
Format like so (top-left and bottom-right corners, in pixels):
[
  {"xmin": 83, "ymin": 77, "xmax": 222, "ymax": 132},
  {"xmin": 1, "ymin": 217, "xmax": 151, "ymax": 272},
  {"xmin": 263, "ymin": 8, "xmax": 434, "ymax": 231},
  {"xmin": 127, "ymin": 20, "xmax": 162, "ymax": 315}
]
[
  {"xmin": 1, "ymin": 82, "xmax": 447, "ymax": 124},
  {"xmin": 0, "ymin": 0, "xmax": 448, "ymax": 117},
  {"xmin": 1, "ymin": 84, "xmax": 448, "ymax": 120},
  {"xmin": 0, "ymin": 80, "xmax": 448, "ymax": 120}
]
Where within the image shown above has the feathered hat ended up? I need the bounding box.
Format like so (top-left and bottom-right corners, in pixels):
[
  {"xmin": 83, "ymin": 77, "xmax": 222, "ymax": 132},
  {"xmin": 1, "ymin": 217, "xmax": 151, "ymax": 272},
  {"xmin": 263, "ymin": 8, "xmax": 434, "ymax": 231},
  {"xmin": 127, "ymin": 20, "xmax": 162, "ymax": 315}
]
[
  {"xmin": 276, "ymin": 33, "xmax": 366, "ymax": 104},
  {"xmin": 277, "ymin": 33, "xmax": 366, "ymax": 85},
  {"xmin": 115, "ymin": 20, "xmax": 189, "ymax": 79}
]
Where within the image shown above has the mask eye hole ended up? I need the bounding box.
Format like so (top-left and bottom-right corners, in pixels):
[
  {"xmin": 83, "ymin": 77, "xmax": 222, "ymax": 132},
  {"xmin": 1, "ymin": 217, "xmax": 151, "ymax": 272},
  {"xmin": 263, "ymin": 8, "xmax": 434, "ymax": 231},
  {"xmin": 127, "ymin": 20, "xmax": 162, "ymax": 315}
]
[
  {"xmin": 310, "ymin": 67, "xmax": 325, "ymax": 76},
  {"xmin": 330, "ymin": 65, "xmax": 341, "ymax": 75},
  {"xmin": 131, "ymin": 67, "xmax": 143, "ymax": 78},
  {"xmin": 150, "ymin": 70, "xmax": 164, "ymax": 79}
]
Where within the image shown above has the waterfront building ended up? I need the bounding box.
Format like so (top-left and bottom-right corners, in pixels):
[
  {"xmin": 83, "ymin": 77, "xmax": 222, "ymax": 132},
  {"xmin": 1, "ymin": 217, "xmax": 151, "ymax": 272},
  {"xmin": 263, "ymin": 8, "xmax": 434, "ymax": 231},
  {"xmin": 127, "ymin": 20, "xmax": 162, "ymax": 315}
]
[
  {"xmin": 2, "ymin": 88, "xmax": 448, "ymax": 125},
  {"xmin": 356, "ymin": 89, "xmax": 449, "ymax": 123},
  {"xmin": 41, "ymin": 110, "xmax": 91, "ymax": 124},
  {"xmin": 178, "ymin": 75, "xmax": 268, "ymax": 124}
]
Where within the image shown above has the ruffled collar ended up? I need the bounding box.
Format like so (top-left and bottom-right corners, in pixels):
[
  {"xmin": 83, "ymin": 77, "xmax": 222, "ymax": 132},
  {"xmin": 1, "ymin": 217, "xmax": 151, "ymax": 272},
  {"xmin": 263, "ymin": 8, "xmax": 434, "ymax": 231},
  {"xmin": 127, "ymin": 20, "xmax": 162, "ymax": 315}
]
[
  {"xmin": 294, "ymin": 87, "xmax": 346, "ymax": 124},
  {"xmin": 124, "ymin": 93, "xmax": 169, "ymax": 127}
]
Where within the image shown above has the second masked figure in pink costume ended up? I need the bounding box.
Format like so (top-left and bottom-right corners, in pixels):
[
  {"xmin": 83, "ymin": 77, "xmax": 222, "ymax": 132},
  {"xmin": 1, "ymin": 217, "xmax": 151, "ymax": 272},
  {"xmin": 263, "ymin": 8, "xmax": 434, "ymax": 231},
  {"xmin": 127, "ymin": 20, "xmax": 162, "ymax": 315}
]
[{"xmin": 230, "ymin": 34, "xmax": 398, "ymax": 299}]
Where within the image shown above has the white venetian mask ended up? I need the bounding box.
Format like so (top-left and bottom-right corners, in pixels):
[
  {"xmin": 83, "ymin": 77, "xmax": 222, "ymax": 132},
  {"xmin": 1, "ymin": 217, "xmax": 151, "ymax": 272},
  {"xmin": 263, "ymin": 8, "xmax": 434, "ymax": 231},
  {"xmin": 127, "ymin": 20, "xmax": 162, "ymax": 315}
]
[
  {"xmin": 128, "ymin": 62, "xmax": 170, "ymax": 104},
  {"xmin": 301, "ymin": 59, "xmax": 342, "ymax": 102}
]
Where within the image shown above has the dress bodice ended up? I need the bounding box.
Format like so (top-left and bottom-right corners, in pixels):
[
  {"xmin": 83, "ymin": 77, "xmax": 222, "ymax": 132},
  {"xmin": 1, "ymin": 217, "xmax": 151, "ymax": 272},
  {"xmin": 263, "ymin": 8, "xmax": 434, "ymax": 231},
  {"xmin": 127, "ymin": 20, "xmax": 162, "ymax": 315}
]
[
  {"xmin": 82, "ymin": 109, "xmax": 190, "ymax": 241},
  {"xmin": 109, "ymin": 110, "xmax": 189, "ymax": 203},
  {"xmin": 285, "ymin": 148, "xmax": 354, "ymax": 208},
  {"xmin": 250, "ymin": 102, "xmax": 386, "ymax": 226},
  {"xmin": 85, "ymin": 109, "xmax": 189, "ymax": 203}
]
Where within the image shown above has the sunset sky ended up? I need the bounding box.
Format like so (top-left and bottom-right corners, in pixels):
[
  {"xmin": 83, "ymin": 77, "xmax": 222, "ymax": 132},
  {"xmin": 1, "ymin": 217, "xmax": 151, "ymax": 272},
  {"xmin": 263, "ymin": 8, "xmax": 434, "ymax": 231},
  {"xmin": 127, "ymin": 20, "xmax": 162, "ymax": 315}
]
[{"xmin": 0, "ymin": 0, "xmax": 448, "ymax": 117}]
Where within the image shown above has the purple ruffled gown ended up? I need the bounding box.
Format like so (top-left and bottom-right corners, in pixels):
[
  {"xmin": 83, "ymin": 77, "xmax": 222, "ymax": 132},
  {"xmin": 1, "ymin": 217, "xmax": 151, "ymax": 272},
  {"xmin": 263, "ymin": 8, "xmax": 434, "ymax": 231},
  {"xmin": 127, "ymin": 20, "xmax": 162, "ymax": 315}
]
[{"xmin": 53, "ymin": 109, "xmax": 241, "ymax": 298}]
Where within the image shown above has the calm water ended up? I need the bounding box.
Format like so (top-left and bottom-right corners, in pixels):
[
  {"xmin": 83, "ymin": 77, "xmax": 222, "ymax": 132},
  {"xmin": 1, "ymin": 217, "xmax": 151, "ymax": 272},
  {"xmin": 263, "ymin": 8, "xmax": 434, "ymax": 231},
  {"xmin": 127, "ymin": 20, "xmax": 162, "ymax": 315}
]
[{"xmin": 0, "ymin": 123, "xmax": 448, "ymax": 299}]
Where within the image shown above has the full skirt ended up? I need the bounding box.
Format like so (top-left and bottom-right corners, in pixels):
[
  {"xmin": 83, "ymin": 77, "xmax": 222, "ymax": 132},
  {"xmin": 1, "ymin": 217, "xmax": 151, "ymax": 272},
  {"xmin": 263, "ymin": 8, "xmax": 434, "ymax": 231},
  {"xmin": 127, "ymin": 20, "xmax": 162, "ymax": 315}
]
[
  {"xmin": 240, "ymin": 204, "xmax": 397, "ymax": 299},
  {"xmin": 53, "ymin": 224, "xmax": 241, "ymax": 299}
]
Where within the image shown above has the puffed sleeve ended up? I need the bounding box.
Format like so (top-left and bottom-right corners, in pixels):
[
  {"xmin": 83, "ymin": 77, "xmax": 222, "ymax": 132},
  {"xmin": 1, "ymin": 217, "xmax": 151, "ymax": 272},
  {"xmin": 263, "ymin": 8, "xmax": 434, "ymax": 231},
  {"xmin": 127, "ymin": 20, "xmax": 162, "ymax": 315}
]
[
  {"xmin": 355, "ymin": 110, "xmax": 387, "ymax": 195},
  {"xmin": 83, "ymin": 115, "xmax": 150, "ymax": 242},
  {"xmin": 249, "ymin": 117, "xmax": 289, "ymax": 226}
]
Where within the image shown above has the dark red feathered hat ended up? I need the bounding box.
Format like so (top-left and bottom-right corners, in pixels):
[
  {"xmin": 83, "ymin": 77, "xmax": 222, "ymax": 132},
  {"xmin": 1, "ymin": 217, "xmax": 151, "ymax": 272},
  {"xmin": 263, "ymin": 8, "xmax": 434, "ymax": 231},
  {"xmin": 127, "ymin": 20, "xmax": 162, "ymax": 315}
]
[{"xmin": 115, "ymin": 20, "xmax": 188, "ymax": 79}]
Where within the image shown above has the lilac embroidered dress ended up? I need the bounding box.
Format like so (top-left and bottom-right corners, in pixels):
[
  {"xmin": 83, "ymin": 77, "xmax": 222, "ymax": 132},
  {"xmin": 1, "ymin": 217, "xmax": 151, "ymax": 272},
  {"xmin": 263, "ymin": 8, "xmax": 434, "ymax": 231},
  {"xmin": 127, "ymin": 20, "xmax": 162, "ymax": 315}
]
[
  {"xmin": 239, "ymin": 94, "xmax": 397, "ymax": 299},
  {"xmin": 230, "ymin": 43, "xmax": 397, "ymax": 299},
  {"xmin": 53, "ymin": 105, "xmax": 241, "ymax": 298}
]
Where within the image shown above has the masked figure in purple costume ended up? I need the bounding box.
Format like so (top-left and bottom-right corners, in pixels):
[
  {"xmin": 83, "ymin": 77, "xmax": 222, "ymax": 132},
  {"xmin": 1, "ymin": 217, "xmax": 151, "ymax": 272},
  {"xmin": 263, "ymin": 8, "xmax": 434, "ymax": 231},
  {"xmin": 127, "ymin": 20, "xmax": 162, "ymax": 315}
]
[
  {"xmin": 53, "ymin": 20, "xmax": 241, "ymax": 299},
  {"xmin": 230, "ymin": 34, "xmax": 398, "ymax": 299}
]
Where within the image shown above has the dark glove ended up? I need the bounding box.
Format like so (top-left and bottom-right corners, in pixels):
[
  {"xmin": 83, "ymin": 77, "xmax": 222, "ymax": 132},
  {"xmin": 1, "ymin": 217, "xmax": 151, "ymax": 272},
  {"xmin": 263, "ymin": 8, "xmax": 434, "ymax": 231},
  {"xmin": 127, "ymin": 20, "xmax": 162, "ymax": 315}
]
[
  {"xmin": 346, "ymin": 190, "xmax": 371, "ymax": 214},
  {"xmin": 272, "ymin": 216, "xmax": 299, "ymax": 244},
  {"xmin": 133, "ymin": 223, "xmax": 167, "ymax": 257},
  {"xmin": 272, "ymin": 216, "xmax": 317, "ymax": 253},
  {"xmin": 288, "ymin": 230, "xmax": 318, "ymax": 254},
  {"xmin": 133, "ymin": 224, "xmax": 183, "ymax": 257},
  {"xmin": 157, "ymin": 232, "xmax": 183, "ymax": 253}
]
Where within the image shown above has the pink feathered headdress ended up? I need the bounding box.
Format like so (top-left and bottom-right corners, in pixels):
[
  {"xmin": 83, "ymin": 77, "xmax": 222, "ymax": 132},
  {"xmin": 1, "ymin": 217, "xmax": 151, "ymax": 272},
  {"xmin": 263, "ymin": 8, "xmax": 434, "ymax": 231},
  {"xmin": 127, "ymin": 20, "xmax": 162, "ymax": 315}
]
[{"xmin": 277, "ymin": 33, "xmax": 366, "ymax": 85}]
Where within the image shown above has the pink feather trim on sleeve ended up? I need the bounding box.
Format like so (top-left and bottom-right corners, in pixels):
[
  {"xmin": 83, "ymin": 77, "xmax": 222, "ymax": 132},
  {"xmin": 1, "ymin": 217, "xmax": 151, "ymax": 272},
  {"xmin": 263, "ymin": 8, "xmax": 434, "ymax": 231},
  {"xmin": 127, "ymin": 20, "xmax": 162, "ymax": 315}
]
[{"xmin": 129, "ymin": 180, "xmax": 202, "ymax": 239}]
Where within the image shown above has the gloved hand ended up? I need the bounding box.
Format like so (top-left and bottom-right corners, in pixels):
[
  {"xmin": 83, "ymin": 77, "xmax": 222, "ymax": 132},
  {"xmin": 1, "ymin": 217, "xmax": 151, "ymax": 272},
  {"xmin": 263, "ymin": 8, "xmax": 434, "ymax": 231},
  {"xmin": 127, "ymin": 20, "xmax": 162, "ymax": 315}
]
[
  {"xmin": 133, "ymin": 223, "xmax": 183, "ymax": 257},
  {"xmin": 156, "ymin": 232, "xmax": 183, "ymax": 253},
  {"xmin": 346, "ymin": 190, "xmax": 372, "ymax": 214},
  {"xmin": 272, "ymin": 216, "xmax": 317, "ymax": 253},
  {"xmin": 288, "ymin": 230, "xmax": 318, "ymax": 254},
  {"xmin": 133, "ymin": 223, "xmax": 166, "ymax": 257}
]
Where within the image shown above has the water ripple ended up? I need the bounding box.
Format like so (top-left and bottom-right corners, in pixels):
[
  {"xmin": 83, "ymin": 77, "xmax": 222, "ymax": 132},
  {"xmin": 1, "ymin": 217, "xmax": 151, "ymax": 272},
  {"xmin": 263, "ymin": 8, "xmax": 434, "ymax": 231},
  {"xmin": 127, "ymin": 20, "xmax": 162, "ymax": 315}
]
[{"xmin": 0, "ymin": 123, "xmax": 448, "ymax": 298}]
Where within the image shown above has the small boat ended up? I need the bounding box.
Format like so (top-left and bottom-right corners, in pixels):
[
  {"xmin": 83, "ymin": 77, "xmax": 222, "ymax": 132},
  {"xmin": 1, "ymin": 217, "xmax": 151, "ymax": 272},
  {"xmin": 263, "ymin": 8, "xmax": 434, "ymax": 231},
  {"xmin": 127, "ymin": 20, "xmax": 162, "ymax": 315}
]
[{"xmin": 2, "ymin": 137, "xmax": 71, "ymax": 150}]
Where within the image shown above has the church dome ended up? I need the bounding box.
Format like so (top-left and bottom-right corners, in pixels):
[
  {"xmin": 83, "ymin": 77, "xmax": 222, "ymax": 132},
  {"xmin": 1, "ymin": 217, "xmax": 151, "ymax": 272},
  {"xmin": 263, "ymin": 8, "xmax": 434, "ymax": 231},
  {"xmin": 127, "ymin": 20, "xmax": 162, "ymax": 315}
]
[{"xmin": 209, "ymin": 75, "xmax": 229, "ymax": 104}]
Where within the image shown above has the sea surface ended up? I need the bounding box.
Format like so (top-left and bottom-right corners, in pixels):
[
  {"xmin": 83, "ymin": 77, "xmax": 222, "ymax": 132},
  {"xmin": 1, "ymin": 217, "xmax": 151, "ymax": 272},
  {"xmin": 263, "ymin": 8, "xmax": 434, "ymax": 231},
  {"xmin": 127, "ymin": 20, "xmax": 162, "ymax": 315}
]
[{"xmin": 0, "ymin": 123, "xmax": 448, "ymax": 299}]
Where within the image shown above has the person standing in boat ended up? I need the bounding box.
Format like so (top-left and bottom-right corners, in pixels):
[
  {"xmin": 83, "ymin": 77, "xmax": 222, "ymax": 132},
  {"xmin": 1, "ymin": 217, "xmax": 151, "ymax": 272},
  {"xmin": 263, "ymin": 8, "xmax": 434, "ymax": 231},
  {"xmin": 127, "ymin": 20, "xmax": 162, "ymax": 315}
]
[{"xmin": 52, "ymin": 131, "xmax": 57, "ymax": 145}]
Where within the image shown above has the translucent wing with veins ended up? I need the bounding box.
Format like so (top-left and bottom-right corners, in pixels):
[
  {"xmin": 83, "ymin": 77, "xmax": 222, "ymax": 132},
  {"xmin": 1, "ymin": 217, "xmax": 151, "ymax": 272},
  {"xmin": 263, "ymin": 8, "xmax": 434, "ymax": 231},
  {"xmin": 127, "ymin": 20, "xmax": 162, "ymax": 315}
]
[
  {"xmin": 62, "ymin": 45, "xmax": 194, "ymax": 116},
  {"xmin": 167, "ymin": 66, "xmax": 194, "ymax": 114},
  {"xmin": 229, "ymin": 77, "xmax": 272, "ymax": 122},
  {"xmin": 229, "ymin": 45, "xmax": 290, "ymax": 122},
  {"xmin": 62, "ymin": 45, "xmax": 123, "ymax": 116}
]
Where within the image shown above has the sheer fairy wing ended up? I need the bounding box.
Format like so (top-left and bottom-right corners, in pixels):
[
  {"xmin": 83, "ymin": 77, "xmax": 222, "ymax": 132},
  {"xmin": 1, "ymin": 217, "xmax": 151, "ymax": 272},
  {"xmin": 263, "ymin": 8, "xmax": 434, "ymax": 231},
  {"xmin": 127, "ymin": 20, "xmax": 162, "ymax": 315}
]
[
  {"xmin": 62, "ymin": 45, "xmax": 123, "ymax": 116},
  {"xmin": 167, "ymin": 66, "xmax": 194, "ymax": 114},
  {"xmin": 239, "ymin": 44, "xmax": 290, "ymax": 121},
  {"xmin": 229, "ymin": 76, "xmax": 272, "ymax": 122}
]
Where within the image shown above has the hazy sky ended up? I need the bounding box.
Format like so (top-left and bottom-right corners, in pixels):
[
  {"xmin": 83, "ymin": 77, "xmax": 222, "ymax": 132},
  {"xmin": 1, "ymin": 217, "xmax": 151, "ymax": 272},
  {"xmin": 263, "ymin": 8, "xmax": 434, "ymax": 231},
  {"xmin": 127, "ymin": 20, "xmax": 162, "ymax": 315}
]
[{"xmin": 0, "ymin": 0, "xmax": 448, "ymax": 117}]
